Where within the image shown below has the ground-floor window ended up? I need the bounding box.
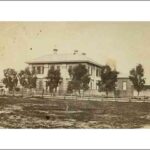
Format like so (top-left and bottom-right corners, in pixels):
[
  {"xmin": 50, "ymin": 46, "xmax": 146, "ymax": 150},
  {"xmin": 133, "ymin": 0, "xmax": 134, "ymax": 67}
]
[
  {"xmin": 90, "ymin": 82, "xmax": 92, "ymax": 89},
  {"xmin": 96, "ymin": 80, "xmax": 99, "ymax": 90},
  {"xmin": 38, "ymin": 80, "xmax": 43, "ymax": 89},
  {"xmin": 123, "ymin": 81, "xmax": 127, "ymax": 91}
]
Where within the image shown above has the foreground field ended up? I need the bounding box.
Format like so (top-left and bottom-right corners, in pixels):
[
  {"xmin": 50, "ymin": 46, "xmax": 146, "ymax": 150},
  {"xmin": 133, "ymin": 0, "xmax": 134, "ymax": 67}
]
[{"xmin": 0, "ymin": 96, "xmax": 150, "ymax": 128}]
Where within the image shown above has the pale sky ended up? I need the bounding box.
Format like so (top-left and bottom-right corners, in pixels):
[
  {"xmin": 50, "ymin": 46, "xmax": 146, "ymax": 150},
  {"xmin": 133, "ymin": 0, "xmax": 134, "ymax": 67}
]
[{"xmin": 0, "ymin": 22, "xmax": 150, "ymax": 83}]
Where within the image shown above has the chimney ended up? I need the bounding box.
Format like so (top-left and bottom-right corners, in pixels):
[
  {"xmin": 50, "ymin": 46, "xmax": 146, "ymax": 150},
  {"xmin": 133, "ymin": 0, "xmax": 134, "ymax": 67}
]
[
  {"xmin": 82, "ymin": 52, "xmax": 86, "ymax": 56},
  {"xmin": 53, "ymin": 48, "xmax": 58, "ymax": 54},
  {"xmin": 73, "ymin": 50, "xmax": 78, "ymax": 55}
]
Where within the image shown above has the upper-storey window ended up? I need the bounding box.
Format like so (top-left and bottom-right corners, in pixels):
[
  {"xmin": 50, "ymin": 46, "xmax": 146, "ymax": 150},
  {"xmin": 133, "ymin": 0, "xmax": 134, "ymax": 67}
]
[
  {"xmin": 32, "ymin": 66, "xmax": 36, "ymax": 73},
  {"xmin": 57, "ymin": 66, "xmax": 60, "ymax": 70},
  {"xmin": 37, "ymin": 66, "xmax": 41, "ymax": 74},
  {"xmin": 91, "ymin": 67, "xmax": 93, "ymax": 75},
  {"xmin": 69, "ymin": 65, "xmax": 72, "ymax": 70},
  {"xmin": 88, "ymin": 66, "xmax": 90, "ymax": 74},
  {"xmin": 42, "ymin": 66, "xmax": 44, "ymax": 74},
  {"xmin": 49, "ymin": 65, "xmax": 55, "ymax": 69},
  {"xmin": 96, "ymin": 68, "xmax": 99, "ymax": 77},
  {"xmin": 99, "ymin": 69, "xmax": 101, "ymax": 76},
  {"xmin": 36, "ymin": 66, "xmax": 44, "ymax": 74},
  {"xmin": 88, "ymin": 66, "xmax": 93, "ymax": 75}
]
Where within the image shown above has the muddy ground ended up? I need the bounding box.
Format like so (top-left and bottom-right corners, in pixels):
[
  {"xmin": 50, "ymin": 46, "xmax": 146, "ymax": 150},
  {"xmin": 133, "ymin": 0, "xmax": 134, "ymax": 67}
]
[{"xmin": 0, "ymin": 96, "xmax": 150, "ymax": 128}]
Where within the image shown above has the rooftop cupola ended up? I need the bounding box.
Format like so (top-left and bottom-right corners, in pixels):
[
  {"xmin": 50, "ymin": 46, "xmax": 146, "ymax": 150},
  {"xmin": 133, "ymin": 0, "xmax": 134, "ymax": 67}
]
[
  {"xmin": 53, "ymin": 48, "xmax": 58, "ymax": 55},
  {"xmin": 73, "ymin": 50, "xmax": 78, "ymax": 55},
  {"xmin": 82, "ymin": 52, "xmax": 86, "ymax": 56}
]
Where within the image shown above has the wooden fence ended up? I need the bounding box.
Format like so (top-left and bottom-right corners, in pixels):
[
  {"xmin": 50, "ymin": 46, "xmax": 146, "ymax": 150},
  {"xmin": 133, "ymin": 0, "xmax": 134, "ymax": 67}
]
[{"xmin": 0, "ymin": 88, "xmax": 150, "ymax": 103}]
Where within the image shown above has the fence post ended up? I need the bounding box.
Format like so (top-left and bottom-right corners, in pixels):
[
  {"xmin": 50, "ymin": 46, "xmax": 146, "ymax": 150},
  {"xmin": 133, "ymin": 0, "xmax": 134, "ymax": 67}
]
[
  {"xmin": 129, "ymin": 97, "xmax": 131, "ymax": 102},
  {"xmin": 22, "ymin": 87, "xmax": 24, "ymax": 97},
  {"xmin": 42, "ymin": 88, "xmax": 44, "ymax": 98},
  {"xmin": 64, "ymin": 95, "xmax": 66, "ymax": 100}
]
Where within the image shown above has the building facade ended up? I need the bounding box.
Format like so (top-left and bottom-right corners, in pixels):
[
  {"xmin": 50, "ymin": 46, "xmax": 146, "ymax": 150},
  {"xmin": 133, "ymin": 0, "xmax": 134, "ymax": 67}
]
[
  {"xmin": 26, "ymin": 49, "xmax": 137, "ymax": 97},
  {"xmin": 26, "ymin": 49, "xmax": 102, "ymax": 94},
  {"xmin": 116, "ymin": 77, "xmax": 134, "ymax": 97}
]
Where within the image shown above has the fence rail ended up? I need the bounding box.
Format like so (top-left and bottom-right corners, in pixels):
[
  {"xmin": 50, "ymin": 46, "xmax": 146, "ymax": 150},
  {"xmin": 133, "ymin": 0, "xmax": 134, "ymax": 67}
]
[{"xmin": 0, "ymin": 89, "xmax": 150, "ymax": 103}]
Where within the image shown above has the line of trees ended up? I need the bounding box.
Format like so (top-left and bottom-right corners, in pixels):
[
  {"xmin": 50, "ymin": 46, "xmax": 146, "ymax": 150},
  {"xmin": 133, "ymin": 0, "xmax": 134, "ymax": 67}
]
[
  {"xmin": 1, "ymin": 66, "xmax": 63, "ymax": 96},
  {"xmin": 2, "ymin": 67, "xmax": 37, "ymax": 96},
  {"xmin": 1, "ymin": 63, "xmax": 146, "ymax": 97},
  {"xmin": 67, "ymin": 63, "xmax": 146, "ymax": 97},
  {"xmin": 66, "ymin": 64, "xmax": 119, "ymax": 97},
  {"xmin": 97, "ymin": 64, "xmax": 146, "ymax": 97}
]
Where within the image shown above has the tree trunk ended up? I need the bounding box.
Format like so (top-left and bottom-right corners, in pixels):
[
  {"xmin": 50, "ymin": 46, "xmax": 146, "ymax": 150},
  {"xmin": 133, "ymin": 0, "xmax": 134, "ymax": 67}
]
[
  {"xmin": 42, "ymin": 88, "xmax": 44, "ymax": 98},
  {"xmin": 54, "ymin": 87, "xmax": 57, "ymax": 96},
  {"xmin": 106, "ymin": 90, "xmax": 108, "ymax": 97},
  {"xmin": 31, "ymin": 88, "xmax": 33, "ymax": 97},
  {"xmin": 78, "ymin": 89, "xmax": 80, "ymax": 97},
  {"xmin": 49, "ymin": 86, "xmax": 52, "ymax": 96},
  {"xmin": 13, "ymin": 88, "xmax": 15, "ymax": 97},
  {"xmin": 114, "ymin": 90, "xmax": 116, "ymax": 98},
  {"xmin": 22, "ymin": 87, "xmax": 24, "ymax": 97},
  {"xmin": 137, "ymin": 91, "xmax": 140, "ymax": 97},
  {"xmin": 75, "ymin": 90, "xmax": 78, "ymax": 101}
]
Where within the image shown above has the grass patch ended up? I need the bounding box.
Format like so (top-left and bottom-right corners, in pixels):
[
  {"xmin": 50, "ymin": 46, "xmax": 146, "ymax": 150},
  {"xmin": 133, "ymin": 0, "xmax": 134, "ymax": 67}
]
[{"xmin": 0, "ymin": 96, "xmax": 150, "ymax": 128}]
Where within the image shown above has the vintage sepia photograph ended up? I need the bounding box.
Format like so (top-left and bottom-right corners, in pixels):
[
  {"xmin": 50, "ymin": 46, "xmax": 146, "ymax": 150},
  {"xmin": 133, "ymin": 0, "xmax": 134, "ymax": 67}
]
[{"xmin": 0, "ymin": 21, "xmax": 150, "ymax": 129}]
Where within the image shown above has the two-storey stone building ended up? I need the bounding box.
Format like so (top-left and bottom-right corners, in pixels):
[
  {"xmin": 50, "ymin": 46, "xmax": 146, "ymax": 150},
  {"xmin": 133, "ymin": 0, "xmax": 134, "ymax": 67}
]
[
  {"xmin": 26, "ymin": 49, "xmax": 102, "ymax": 94},
  {"xmin": 26, "ymin": 49, "xmax": 136, "ymax": 97}
]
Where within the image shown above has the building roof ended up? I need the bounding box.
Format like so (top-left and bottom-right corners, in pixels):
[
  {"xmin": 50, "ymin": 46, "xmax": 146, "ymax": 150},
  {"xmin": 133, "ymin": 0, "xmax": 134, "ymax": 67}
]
[{"xmin": 26, "ymin": 51, "xmax": 102, "ymax": 67}]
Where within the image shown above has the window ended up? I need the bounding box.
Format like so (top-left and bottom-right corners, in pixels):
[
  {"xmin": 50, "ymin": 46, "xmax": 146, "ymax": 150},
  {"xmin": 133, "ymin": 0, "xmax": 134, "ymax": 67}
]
[
  {"xmin": 123, "ymin": 82, "xmax": 127, "ymax": 91},
  {"xmin": 38, "ymin": 80, "xmax": 43, "ymax": 89},
  {"xmin": 99, "ymin": 69, "xmax": 101, "ymax": 76},
  {"xmin": 88, "ymin": 66, "xmax": 90, "ymax": 74},
  {"xmin": 37, "ymin": 66, "xmax": 41, "ymax": 74},
  {"xmin": 37, "ymin": 66, "xmax": 44, "ymax": 74},
  {"xmin": 32, "ymin": 66, "xmax": 36, "ymax": 73},
  {"xmin": 90, "ymin": 80, "xmax": 94, "ymax": 89},
  {"xmin": 42, "ymin": 66, "xmax": 44, "ymax": 74},
  {"xmin": 69, "ymin": 65, "xmax": 72, "ymax": 70},
  {"xmin": 116, "ymin": 84, "xmax": 118, "ymax": 90},
  {"xmin": 57, "ymin": 66, "xmax": 60, "ymax": 70},
  {"xmin": 91, "ymin": 67, "xmax": 93, "ymax": 75},
  {"xmin": 96, "ymin": 69, "xmax": 99, "ymax": 77},
  {"xmin": 96, "ymin": 81, "xmax": 99, "ymax": 90},
  {"xmin": 90, "ymin": 82, "xmax": 92, "ymax": 89}
]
